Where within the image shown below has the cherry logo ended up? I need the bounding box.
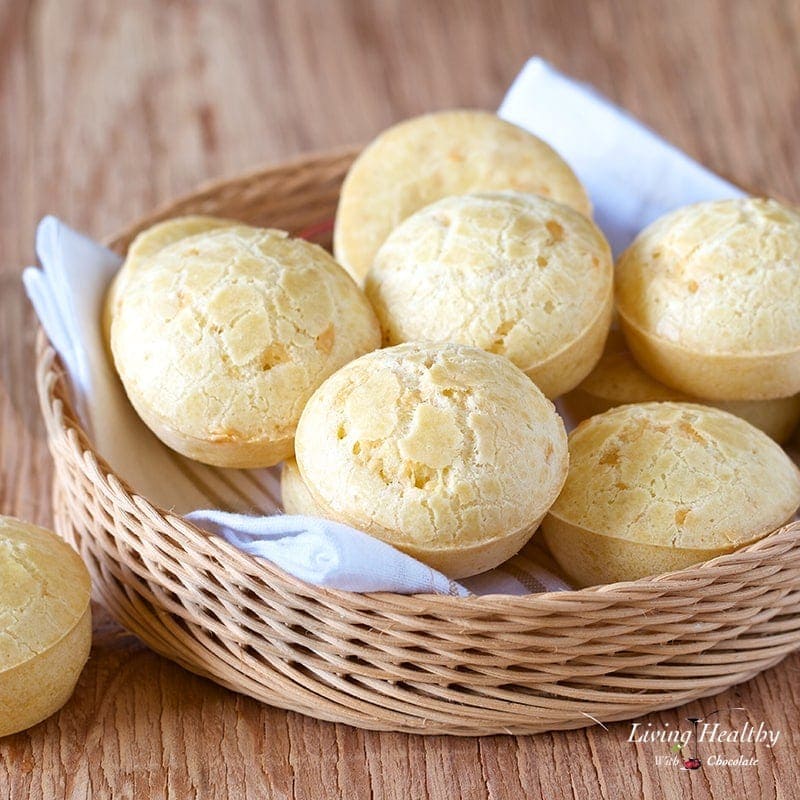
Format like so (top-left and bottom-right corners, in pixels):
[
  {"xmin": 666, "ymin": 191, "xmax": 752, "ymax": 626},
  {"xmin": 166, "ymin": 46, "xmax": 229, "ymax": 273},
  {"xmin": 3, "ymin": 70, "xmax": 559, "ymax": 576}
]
[{"xmin": 672, "ymin": 742, "xmax": 702, "ymax": 771}]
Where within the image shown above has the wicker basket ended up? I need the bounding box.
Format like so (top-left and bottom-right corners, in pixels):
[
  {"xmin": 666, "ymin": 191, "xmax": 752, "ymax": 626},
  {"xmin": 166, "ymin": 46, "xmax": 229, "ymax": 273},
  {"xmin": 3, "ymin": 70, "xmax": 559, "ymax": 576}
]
[{"xmin": 36, "ymin": 148, "xmax": 800, "ymax": 736}]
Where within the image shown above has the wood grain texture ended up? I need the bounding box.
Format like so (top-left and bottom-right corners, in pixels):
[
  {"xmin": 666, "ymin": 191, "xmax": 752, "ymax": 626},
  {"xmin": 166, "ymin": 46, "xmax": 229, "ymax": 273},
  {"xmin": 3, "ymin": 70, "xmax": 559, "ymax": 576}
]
[{"xmin": 1, "ymin": 0, "xmax": 800, "ymax": 797}]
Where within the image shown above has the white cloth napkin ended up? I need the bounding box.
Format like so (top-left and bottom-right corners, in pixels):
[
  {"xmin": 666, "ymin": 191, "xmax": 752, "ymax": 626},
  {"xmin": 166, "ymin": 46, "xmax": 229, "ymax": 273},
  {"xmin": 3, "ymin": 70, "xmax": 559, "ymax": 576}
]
[
  {"xmin": 500, "ymin": 58, "xmax": 746, "ymax": 254},
  {"xmin": 23, "ymin": 57, "xmax": 744, "ymax": 596},
  {"xmin": 186, "ymin": 510, "xmax": 467, "ymax": 594}
]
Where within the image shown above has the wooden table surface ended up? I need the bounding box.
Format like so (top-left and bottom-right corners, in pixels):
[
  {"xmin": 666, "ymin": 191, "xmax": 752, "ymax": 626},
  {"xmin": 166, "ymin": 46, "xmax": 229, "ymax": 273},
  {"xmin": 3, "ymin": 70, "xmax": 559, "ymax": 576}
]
[{"xmin": 2, "ymin": 1, "xmax": 800, "ymax": 797}]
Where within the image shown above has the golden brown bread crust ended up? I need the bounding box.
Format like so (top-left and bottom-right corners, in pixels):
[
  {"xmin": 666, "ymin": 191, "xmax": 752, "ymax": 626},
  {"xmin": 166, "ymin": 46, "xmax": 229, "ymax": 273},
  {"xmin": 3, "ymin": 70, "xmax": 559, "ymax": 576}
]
[
  {"xmin": 542, "ymin": 402, "xmax": 800, "ymax": 586},
  {"xmin": 281, "ymin": 457, "xmax": 325, "ymax": 516},
  {"xmin": 293, "ymin": 342, "xmax": 569, "ymax": 579},
  {"xmin": 365, "ymin": 192, "xmax": 613, "ymax": 398},
  {"xmin": 562, "ymin": 330, "xmax": 800, "ymax": 443},
  {"xmin": 111, "ymin": 225, "xmax": 381, "ymax": 468},
  {"xmin": 334, "ymin": 110, "xmax": 591, "ymax": 283},
  {"xmin": 616, "ymin": 198, "xmax": 800, "ymax": 400},
  {"xmin": 102, "ymin": 215, "xmax": 236, "ymax": 346},
  {"xmin": 0, "ymin": 516, "xmax": 92, "ymax": 736}
]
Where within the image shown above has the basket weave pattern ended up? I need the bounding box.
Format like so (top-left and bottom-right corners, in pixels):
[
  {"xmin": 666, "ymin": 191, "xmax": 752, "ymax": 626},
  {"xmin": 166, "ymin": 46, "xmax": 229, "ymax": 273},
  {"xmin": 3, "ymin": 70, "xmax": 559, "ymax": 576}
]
[{"xmin": 37, "ymin": 150, "xmax": 800, "ymax": 735}]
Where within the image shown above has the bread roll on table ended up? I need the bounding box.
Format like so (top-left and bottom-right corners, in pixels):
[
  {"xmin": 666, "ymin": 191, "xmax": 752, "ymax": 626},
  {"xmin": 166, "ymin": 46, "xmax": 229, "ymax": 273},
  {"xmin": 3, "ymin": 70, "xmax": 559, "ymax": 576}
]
[{"xmin": 1, "ymin": 516, "xmax": 91, "ymax": 737}]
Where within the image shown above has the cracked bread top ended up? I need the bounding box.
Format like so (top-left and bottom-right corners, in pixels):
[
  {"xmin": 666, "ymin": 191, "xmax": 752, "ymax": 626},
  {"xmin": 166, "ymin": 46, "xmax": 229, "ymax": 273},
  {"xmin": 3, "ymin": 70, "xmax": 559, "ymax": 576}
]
[
  {"xmin": 0, "ymin": 515, "xmax": 91, "ymax": 671},
  {"xmin": 104, "ymin": 215, "xmax": 236, "ymax": 342},
  {"xmin": 111, "ymin": 225, "xmax": 380, "ymax": 466},
  {"xmin": 547, "ymin": 402, "xmax": 800, "ymax": 550},
  {"xmin": 364, "ymin": 192, "xmax": 613, "ymax": 393},
  {"xmin": 294, "ymin": 342, "xmax": 569, "ymax": 549},
  {"xmin": 334, "ymin": 110, "xmax": 591, "ymax": 283},
  {"xmin": 126, "ymin": 215, "xmax": 238, "ymax": 273},
  {"xmin": 616, "ymin": 198, "xmax": 800, "ymax": 355}
]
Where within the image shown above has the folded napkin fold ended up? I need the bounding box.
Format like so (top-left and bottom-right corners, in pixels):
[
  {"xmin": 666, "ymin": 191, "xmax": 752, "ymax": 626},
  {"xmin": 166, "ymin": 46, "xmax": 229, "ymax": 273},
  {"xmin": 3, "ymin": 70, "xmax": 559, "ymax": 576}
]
[{"xmin": 23, "ymin": 57, "xmax": 743, "ymax": 596}]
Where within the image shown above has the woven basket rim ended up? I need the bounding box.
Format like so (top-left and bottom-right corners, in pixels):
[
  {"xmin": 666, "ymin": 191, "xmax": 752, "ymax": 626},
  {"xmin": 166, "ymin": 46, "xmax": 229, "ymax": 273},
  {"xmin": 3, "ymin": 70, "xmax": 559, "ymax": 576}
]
[
  {"xmin": 102, "ymin": 146, "xmax": 362, "ymax": 254},
  {"xmin": 35, "ymin": 318, "xmax": 800, "ymax": 611}
]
